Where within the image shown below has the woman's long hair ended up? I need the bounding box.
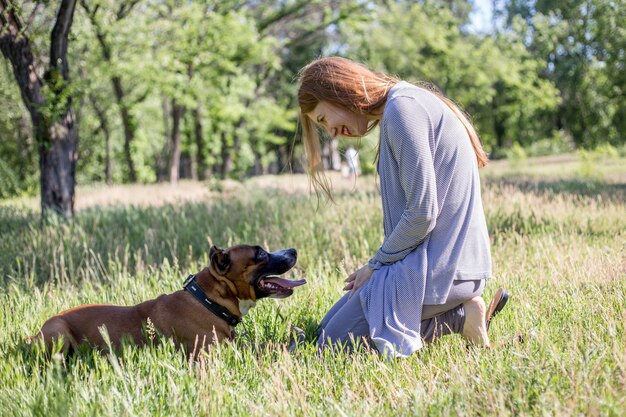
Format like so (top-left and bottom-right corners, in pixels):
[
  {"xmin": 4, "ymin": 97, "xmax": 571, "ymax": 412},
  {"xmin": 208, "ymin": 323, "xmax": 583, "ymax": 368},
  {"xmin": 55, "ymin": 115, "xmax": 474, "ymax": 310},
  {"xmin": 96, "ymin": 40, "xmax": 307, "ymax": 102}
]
[{"xmin": 297, "ymin": 56, "xmax": 487, "ymax": 199}]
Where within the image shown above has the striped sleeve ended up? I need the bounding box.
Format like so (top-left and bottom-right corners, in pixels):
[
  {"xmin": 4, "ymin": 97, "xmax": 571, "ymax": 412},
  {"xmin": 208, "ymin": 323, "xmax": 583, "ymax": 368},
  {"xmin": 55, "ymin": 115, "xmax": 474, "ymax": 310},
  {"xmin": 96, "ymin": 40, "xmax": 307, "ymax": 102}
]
[{"xmin": 368, "ymin": 96, "xmax": 438, "ymax": 270}]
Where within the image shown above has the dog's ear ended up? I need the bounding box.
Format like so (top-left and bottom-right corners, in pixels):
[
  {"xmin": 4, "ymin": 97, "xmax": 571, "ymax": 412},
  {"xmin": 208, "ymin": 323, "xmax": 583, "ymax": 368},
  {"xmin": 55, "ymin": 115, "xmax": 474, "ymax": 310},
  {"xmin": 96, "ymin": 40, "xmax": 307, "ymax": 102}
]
[{"xmin": 210, "ymin": 246, "xmax": 231, "ymax": 275}]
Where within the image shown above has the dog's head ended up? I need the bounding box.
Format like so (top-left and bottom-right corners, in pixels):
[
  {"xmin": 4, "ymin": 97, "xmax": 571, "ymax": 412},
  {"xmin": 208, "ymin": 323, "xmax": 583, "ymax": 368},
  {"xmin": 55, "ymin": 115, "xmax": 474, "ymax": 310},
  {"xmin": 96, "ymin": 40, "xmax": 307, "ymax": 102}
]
[{"xmin": 208, "ymin": 244, "xmax": 305, "ymax": 301}]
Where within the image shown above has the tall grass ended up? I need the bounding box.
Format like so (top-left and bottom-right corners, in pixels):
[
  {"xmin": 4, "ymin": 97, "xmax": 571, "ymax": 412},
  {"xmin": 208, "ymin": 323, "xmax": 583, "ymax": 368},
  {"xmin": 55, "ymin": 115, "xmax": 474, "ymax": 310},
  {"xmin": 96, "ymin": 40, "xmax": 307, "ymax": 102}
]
[{"xmin": 1, "ymin": 157, "xmax": 625, "ymax": 416}]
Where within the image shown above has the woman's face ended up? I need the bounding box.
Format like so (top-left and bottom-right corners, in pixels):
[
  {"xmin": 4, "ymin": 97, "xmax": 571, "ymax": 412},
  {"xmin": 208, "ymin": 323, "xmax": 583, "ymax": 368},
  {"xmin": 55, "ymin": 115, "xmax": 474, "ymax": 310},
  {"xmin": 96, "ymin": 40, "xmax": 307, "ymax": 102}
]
[{"xmin": 307, "ymin": 101, "xmax": 370, "ymax": 138}]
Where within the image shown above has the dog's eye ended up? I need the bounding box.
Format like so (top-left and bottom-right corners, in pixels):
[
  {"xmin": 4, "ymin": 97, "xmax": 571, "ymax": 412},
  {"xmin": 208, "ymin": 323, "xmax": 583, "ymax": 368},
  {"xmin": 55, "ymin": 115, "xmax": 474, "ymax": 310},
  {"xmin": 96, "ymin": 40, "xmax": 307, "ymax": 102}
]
[{"xmin": 256, "ymin": 249, "xmax": 268, "ymax": 261}]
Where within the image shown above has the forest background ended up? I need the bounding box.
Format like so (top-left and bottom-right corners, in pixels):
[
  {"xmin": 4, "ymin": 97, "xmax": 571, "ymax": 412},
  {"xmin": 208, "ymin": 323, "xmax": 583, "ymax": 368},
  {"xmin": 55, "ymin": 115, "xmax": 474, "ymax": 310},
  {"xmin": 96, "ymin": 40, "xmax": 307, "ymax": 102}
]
[{"xmin": 1, "ymin": 0, "xmax": 625, "ymax": 216}]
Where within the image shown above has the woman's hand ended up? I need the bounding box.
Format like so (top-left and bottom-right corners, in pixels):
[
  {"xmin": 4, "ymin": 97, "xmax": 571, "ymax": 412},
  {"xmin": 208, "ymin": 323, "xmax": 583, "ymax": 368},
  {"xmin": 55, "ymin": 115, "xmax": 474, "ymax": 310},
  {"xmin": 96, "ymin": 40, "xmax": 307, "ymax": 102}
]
[{"xmin": 343, "ymin": 265, "xmax": 374, "ymax": 298}]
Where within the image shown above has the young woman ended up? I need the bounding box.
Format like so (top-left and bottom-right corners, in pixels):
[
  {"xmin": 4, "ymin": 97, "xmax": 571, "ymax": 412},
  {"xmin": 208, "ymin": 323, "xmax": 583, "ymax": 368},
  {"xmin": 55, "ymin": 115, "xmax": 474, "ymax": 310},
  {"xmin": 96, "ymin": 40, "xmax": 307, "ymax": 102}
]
[{"xmin": 297, "ymin": 56, "xmax": 508, "ymax": 357}]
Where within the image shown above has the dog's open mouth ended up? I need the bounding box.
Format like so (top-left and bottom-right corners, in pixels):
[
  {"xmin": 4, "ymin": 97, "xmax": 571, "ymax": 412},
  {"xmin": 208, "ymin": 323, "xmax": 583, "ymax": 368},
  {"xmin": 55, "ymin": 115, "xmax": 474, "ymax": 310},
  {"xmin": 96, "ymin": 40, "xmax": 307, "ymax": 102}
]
[{"xmin": 256, "ymin": 275, "xmax": 306, "ymax": 298}]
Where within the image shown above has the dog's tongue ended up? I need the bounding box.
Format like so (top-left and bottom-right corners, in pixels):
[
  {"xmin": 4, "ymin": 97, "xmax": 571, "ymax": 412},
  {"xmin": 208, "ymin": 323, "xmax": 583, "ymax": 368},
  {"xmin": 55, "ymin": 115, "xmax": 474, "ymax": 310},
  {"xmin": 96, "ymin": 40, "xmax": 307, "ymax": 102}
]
[{"xmin": 264, "ymin": 277, "xmax": 307, "ymax": 288}]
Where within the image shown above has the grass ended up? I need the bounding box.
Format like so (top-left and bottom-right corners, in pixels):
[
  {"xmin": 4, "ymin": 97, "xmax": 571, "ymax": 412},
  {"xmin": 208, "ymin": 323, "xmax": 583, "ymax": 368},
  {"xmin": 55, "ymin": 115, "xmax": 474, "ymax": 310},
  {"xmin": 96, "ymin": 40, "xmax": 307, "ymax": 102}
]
[{"xmin": 0, "ymin": 154, "xmax": 625, "ymax": 416}]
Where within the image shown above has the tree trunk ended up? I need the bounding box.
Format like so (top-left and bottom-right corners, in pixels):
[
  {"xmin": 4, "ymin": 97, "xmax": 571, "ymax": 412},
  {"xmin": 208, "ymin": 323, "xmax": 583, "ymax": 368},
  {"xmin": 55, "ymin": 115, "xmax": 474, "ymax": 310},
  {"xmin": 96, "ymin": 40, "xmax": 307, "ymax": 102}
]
[
  {"xmin": 83, "ymin": 3, "xmax": 139, "ymax": 182},
  {"xmin": 253, "ymin": 151, "xmax": 263, "ymax": 176},
  {"xmin": 0, "ymin": 0, "xmax": 78, "ymax": 219},
  {"xmin": 113, "ymin": 76, "xmax": 137, "ymax": 182},
  {"xmin": 189, "ymin": 150, "xmax": 198, "ymax": 181},
  {"xmin": 220, "ymin": 119, "xmax": 245, "ymax": 179},
  {"xmin": 491, "ymin": 82, "xmax": 506, "ymax": 151},
  {"xmin": 168, "ymin": 99, "xmax": 185, "ymax": 184},
  {"xmin": 89, "ymin": 94, "xmax": 112, "ymax": 184},
  {"xmin": 274, "ymin": 144, "xmax": 290, "ymax": 174},
  {"xmin": 39, "ymin": 114, "xmax": 78, "ymax": 218},
  {"xmin": 155, "ymin": 96, "xmax": 171, "ymax": 181},
  {"xmin": 219, "ymin": 131, "xmax": 232, "ymax": 179},
  {"xmin": 492, "ymin": 99, "xmax": 505, "ymax": 150},
  {"xmin": 192, "ymin": 104, "xmax": 208, "ymax": 180},
  {"xmin": 16, "ymin": 113, "xmax": 33, "ymax": 181},
  {"xmin": 321, "ymin": 140, "xmax": 330, "ymax": 169}
]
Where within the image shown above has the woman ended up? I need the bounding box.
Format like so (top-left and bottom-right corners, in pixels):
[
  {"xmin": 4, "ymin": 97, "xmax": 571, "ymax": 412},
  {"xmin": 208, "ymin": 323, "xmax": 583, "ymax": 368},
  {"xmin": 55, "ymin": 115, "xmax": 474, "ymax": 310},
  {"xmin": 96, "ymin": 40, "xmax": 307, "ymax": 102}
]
[{"xmin": 297, "ymin": 57, "xmax": 508, "ymax": 357}]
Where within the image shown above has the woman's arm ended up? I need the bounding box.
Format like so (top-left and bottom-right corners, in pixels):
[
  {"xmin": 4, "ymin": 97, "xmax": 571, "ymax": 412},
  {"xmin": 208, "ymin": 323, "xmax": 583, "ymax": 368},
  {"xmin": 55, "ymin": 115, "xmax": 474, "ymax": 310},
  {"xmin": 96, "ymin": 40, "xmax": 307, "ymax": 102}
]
[{"xmin": 368, "ymin": 95, "xmax": 439, "ymax": 270}]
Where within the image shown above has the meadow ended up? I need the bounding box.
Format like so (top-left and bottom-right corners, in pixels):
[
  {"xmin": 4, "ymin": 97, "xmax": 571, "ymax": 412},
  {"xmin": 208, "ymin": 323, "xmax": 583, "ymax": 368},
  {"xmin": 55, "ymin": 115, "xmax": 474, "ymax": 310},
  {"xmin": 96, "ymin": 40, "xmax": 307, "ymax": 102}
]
[{"xmin": 0, "ymin": 153, "xmax": 624, "ymax": 416}]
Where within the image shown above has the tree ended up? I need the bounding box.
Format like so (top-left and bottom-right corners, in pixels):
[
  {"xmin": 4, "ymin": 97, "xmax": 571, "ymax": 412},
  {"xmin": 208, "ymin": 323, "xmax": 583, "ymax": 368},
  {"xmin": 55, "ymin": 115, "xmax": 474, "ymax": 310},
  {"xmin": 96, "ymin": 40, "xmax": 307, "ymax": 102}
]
[
  {"xmin": 0, "ymin": 60, "xmax": 37, "ymax": 197},
  {"xmin": 81, "ymin": 0, "xmax": 144, "ymax": 182},
  {"xmin": 0, "ymin": 0, "xmax": 78, "ymax": 218},
  {"xmin": 250, "ymin": 0, "xmax": 365, "ymax": 173},
  {"xmin": 341, "ymin": 1, "xmax": 559, "ymax": 153},
  {"xmin": 495, "ymin": 0, "xmax": 626, "ymax": 147}
]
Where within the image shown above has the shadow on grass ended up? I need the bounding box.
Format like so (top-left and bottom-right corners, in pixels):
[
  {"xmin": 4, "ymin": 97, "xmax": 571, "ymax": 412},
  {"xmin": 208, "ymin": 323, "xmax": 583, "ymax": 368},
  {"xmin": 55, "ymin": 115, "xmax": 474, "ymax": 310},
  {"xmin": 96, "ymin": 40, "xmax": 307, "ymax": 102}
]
[
  {"xmin": 297, "ymin": 315, "xmax": 324, "ymax": 344},
  {"xmin": 4, "ymin": 330, "xmax": 192, "ymax": 378},
  {"xmin": 0, "ymin": 197, "xmax": 302, "ymax": 287},
  {"xmin": 484, "ymin": 177, "xmax": 626, "ymax": 201},
  {"xmin": 0, "ymin": 205, "xmax": 39, "ymax": 237}
]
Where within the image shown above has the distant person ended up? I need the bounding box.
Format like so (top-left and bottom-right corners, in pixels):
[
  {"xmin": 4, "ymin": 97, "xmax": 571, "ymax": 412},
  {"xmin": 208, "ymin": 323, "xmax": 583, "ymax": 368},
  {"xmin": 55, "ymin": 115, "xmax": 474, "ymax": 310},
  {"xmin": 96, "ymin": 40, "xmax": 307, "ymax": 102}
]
[
  {"xmin": 297, "ymin": 56, "xmax": 509, "ymax": 357},
  {"xmin": 345, "ymin": 146, "xmax": 360, "ymax": 180},
  {"xmin": 340, "ymin": 161, "xmax": 350, "ymax": 178}
]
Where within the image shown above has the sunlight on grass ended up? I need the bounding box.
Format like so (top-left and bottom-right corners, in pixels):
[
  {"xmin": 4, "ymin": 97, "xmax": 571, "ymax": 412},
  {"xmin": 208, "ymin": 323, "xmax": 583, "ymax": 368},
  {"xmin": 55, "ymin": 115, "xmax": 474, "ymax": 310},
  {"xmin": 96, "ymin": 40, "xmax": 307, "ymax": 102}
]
[{"xmin": 1, "ymin": 156, "xmax": 625, "ymax": 416}]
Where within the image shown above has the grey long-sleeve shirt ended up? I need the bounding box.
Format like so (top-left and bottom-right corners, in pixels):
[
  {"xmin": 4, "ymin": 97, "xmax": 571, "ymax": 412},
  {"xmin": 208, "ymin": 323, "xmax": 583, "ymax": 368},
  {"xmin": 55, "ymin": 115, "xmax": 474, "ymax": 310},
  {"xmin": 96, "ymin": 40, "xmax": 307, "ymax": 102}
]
[
  {"xmin": 367, "ymin": 81, "xmax": 492, "ymax": 303},
  {"xmin": 360, "ymin": 81, "xmax": 492, "ymax": 357}
]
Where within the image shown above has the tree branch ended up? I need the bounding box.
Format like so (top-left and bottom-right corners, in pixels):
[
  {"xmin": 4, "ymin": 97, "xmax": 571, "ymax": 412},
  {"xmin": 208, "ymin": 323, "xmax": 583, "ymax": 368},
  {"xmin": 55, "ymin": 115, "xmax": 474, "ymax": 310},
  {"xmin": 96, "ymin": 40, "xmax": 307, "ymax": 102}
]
[
  {"xmin": 257, "ymin": 0, "xmax": 311, "ymax": 34},
  {"xmin": 24, "ymin": 1, "xmax": 43, "ymax": 33},
  {"xmin": 0, "ymin": 0, "xmax": 24, "ymax": 37},
  {"xmin": 50, "ymin": 0, "xmax": 77, "ymax": 79},
  {"xmin": 116, "ymin": 0, "xmax": 141, "ymax": 20}
]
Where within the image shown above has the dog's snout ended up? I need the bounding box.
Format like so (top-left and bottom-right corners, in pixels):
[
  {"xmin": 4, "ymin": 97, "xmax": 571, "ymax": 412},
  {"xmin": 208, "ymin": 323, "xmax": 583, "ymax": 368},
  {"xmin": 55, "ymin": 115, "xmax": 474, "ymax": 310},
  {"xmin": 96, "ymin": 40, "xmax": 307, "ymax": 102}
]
[{"xmin": 287, "ymin": 248, "xmax": 297, "ymax": 258}]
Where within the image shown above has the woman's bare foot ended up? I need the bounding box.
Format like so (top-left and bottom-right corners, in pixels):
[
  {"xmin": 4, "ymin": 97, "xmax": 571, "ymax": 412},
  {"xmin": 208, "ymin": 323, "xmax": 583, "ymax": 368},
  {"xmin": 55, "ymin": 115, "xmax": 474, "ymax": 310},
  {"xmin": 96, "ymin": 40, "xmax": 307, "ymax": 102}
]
[{"xmin": 461, "ymin": 296, "xmax": 490, "ymax": 347}]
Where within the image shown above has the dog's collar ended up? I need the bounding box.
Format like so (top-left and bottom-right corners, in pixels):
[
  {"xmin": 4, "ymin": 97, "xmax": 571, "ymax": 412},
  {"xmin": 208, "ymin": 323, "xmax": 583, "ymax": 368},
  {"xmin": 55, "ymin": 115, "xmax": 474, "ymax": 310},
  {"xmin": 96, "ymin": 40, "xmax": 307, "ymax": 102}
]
[{"xmin": 183, "ymin": 274, "xmax": 242, "ymax": 327}]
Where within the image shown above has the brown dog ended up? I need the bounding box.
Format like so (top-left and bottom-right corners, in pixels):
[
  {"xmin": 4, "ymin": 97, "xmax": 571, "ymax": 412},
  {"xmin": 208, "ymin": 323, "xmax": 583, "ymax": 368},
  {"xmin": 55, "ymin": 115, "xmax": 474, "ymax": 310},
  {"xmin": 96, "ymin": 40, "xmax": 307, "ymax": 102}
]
[{"xmin": 32, "ymin": 245, "xmax": 305, "ymax": 356}]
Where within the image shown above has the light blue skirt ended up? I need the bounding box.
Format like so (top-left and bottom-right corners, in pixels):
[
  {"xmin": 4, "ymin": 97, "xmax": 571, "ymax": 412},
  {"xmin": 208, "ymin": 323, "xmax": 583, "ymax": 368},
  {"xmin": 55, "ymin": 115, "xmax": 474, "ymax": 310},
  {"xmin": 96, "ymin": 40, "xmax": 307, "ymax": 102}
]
[{"xmin": 359, "ymin": 242, "xmax": 438, "ymax": 358}]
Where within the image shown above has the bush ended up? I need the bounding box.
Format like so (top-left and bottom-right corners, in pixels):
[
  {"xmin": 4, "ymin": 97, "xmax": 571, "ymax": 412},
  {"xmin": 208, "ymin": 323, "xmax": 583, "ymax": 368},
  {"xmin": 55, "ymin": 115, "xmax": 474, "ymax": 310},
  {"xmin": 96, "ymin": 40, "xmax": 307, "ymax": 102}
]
[
  {"xmin": 593, "ymin": 143, "xmax": 620, "ymax": 159},
  {"xmin": 0, "ymin": 157, "xmax": 22, "ymax": 199},
  {"xmin": 577, "ymin": 149, "xmax": 603, "ymax": 180},
  {"xmin": 505, "ymin": 142, "xmax": 527, "ymax": 170},
  {"xmin": 525, "ymin": 130, "xmax": 574, "ymax": 157}
]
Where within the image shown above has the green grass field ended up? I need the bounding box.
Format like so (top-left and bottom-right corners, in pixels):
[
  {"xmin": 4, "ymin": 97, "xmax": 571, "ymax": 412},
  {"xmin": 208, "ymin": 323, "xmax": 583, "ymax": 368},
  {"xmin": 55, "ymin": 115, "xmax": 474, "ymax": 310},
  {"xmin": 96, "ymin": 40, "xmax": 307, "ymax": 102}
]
[{"xmin": 1, "ymin": 153, "xmax": 625, "ymax": 416}]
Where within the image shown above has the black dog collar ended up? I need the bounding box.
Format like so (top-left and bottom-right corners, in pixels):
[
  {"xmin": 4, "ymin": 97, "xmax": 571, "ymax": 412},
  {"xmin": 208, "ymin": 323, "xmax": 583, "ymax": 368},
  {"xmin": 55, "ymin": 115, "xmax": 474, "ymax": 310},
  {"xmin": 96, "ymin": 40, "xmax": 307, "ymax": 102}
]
[{"xmin": 183, "ymin": 274, "xmax": 242, "ymax": 327}]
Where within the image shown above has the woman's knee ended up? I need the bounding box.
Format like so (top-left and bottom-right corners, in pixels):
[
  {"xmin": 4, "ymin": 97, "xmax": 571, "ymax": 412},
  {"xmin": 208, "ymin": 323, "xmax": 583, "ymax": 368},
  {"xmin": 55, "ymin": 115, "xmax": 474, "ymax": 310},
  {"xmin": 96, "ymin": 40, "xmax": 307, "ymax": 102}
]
[
  {"xmin": 317, "ymin": 290, "xmax": 369, "ymax": 350},
  {"xmin": 317, "ymin": 314, "xmax": 370, "ymax": 349},
  {"xmin": 316, "ymin": 325, "xmax": 345, "ymax": 350},
  {"xmin": 318, "ymin": 293, "xmax": 351, "ymax": 330},
  {"xmin": 317, "ymin": 327, "xmax": 367, "ymax": 352}
]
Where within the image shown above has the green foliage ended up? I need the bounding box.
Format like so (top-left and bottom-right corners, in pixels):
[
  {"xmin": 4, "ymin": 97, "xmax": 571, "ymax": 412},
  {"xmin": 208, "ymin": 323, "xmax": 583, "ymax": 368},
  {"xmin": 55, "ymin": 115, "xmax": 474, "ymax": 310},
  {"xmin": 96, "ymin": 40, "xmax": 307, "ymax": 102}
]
[
  {"xmin": 505, "ymin": 142, "xmax": 527, "ymax": 170},
  {"xmin": 0, "ymin": 0, "xmax": 623, "ymax": 197},
  {"xmin": 593, "ymin": 143, "xmax": 620, "ymax": 159},
  {"xmin": 524, "ymin": 130, "xmax": 574, "ymax": 157},
  {"xmin": 0, "ymin": 157, "xmax": 21, "ymax": 199},
  {"xmin": 577, "ymin": 144, "xmax": 620, "ymax": 180},
  {"xmin": 41, "ymin": 69, "xmax": 80, "ymax": 127},
  {"xmin": 577, "ymin": 149, "xmax": 602, "ymax": 180},
  {"xmin": 498, "ymin": 0, "xmax": 626, "ymax": 148},
  {"xmin": 340, "ymin": 1, "xmax": 560, "ymax": 153},
  {"xmin": 338, "ymin": 128, "xmax": 380, "ymax": 175},
  {"xmin": 0, "ymin": 62, "xmax": 38, "ymax": 198}
]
